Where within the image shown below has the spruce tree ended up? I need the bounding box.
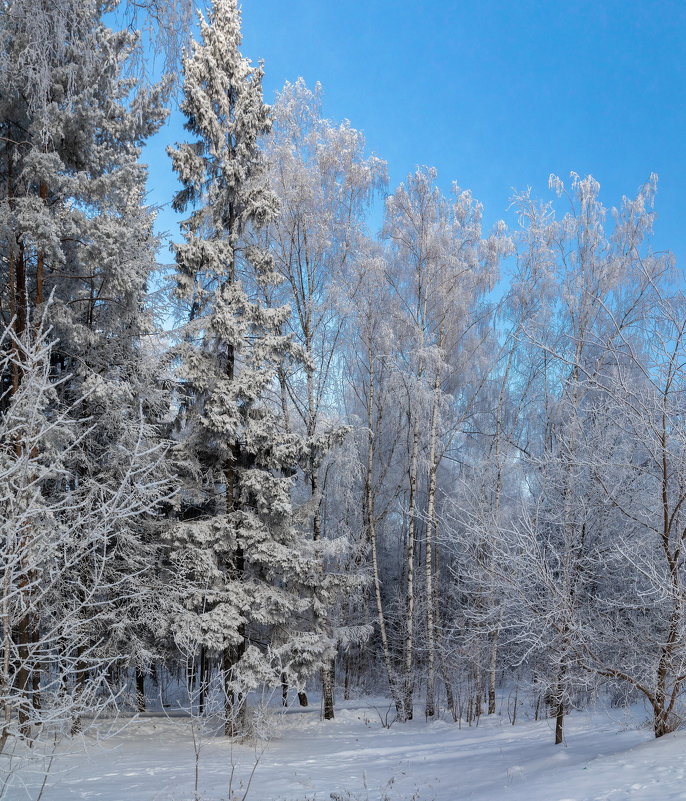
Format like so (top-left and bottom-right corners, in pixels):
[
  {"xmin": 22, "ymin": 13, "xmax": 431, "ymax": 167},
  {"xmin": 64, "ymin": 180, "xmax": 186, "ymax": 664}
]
[{"xmin": 168, "ymin": 0, "xmax": 331, "ymax": 732}]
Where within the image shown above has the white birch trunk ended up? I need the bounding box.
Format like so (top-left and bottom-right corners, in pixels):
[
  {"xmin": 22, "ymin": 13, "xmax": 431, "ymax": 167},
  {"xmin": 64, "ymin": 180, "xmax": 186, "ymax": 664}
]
[
  {"xmin": 424, "ymin": 370, "xmax": 441, "ymax": 719},
  {"xmin": 402, "ymin": 419, "xmax": 420, "ymax": 721},
  {"xmin": 365, "ymin": 348, "xmax": 402, "ymax": 713}
]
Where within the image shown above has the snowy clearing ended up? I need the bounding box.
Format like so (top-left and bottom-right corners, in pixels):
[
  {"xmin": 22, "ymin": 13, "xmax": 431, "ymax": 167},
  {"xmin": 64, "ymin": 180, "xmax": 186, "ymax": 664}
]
[{"xmin": 10, "ymin": 698, "xmax": 686, "ymax": 801}]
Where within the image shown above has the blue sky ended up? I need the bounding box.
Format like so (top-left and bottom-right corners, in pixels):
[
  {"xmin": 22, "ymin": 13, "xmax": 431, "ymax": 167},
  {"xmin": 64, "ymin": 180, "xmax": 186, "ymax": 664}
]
[{"xmin": 144, "ymin": 0, "xmax": 686, "ymax": 266}]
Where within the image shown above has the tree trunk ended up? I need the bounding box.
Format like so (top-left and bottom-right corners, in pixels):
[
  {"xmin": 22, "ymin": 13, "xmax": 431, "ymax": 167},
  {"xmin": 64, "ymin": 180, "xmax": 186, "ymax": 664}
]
[
  {"xmin": 198, "ymin": 647, "xmax": 206, "ymax": 715},
  {"xmin": 440, "ymin": 665, "xmax": 456, "ymax": 722},
  {"xmin": 71, "ymin": 648, "xmax": 88, "ymax": 736},
  {"xmin": 16, "ymin": 617, "xmax": 30, "ymax": 736},
  {"xmin": 365, "ymin": 348, "xmax": 402, "ymax": 714},
  {"xmin": 136, "ymin": 667, "xmax": 146, "ymax": 713},
  {"xmin": 187, "ymin": 657, "xmax": 196, "ymax": 696},
  {"xmin": 344, "ymin": 652, "xmax": 351, "ymax": 701},
  {"xmin": 223, "ymin": 625, "xmax": 246, "ymax": 737},
  {"xmin": 1, "ymin": 557, "xmax": 13, "ymax": 755},
  {"xmin": 30, "ymin": 619, "xmax": 41, "ymax": 713},
  {"xmin": 485, "ymin": 348, "xmax": 511, "ymax": 719},
  {"xmin": 223, "ymin": 410, "xmax": 247, "ymax": 734},
  {"xmin": 402, "ymin": 420, "xmax": 420, "ymax": 721},
  {"xmin": 552, "ymin": 663, "xmax": 566, "ymax": 745},
  {"xmin": 322, "ymin": 657, "xmax": 335, "ymax": 720},
  {"xmin": 554, "ymin": 701, "xmax": 564, "ymax": 745},
  {"xmin": 511, "ymin": 683, "xmax": 519, "ymax": 726},
  {"xmin": 281, "ymin": 672, "xmax": 288, "ymax": 707},
  {"xmin": 488, "ymin": 629, "xmax": 498, "ymax": 715},
  {"xmin": 424, "ymin": 374, "xmax": 441, "ymax": 720},
  {"xmin": 35, "ymin": 180, "xmax": 47, "ymax": 309}
]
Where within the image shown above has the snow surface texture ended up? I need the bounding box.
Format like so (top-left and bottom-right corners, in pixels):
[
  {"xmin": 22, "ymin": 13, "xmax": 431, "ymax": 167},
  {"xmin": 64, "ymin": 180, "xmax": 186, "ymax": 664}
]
[{"xmin": 12, "ymin": 698, "xmax": 686, "ymax": 801}]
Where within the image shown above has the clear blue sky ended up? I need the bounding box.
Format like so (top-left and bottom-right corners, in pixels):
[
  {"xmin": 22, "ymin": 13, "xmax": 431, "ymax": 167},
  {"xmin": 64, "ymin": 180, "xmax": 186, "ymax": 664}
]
[{"xmin": 144, "ymin": 0, "xmax": 686, "ymax": 266}]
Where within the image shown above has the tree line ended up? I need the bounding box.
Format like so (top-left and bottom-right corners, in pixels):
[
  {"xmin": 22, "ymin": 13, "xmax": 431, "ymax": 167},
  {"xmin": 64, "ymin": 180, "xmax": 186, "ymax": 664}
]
[{"xmin": 2, "ymin": 0, "xmax": 686, "ymax": 772}]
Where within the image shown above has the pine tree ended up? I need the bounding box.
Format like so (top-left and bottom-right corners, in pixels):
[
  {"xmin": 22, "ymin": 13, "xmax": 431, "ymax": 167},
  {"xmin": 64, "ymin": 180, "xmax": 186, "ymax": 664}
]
[{"xmin": 167, "ymin": 0, "xmax": 332, "ymax": 732}]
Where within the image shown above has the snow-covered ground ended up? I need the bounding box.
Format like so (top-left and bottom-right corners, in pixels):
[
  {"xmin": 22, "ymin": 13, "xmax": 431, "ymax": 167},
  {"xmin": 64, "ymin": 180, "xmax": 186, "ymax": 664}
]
[{"xmin": 8, "ymin": 697, "xmax": 686, "ymax": 801}]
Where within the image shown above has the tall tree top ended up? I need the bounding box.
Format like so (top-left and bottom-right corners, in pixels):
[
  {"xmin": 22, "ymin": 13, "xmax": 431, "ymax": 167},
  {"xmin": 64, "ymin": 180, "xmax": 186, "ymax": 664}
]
[
  {"xmin": 169, "ymin": 0, "xmax": 276, "ymax": 254},
  {"xmin": 1, "ymin": 0, "xmax": 191, "ymax": 118}
]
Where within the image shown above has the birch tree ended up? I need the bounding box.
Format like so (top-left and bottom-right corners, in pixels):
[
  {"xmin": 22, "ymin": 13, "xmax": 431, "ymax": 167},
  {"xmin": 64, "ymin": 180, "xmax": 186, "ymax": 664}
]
[
  {"xmin": 382, "ymin": 167, "xmax": 503, "ymax": 719},
  {"xmin": 340, "ymin": 248, "xmax": 407, "ymax": 712},
  {"xmin": 261, "ymin": 79, "xmax": 386, "ymax": 718},
  {"xmin": 499, "ymin": 173, "xmax": 671, "ymax": 741}
]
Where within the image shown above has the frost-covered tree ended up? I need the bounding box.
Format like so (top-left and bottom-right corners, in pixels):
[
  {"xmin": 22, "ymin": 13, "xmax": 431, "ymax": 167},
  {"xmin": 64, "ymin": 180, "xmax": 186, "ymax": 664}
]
[
  {"xmin": 0, "ymin": 0, "xmax": 191, "ymax": 121},
  {"xmin": 340, "ymin": 247, "xmax": 407, "ymax": 712},
  {"xmin": 381, "ymin": 167, "xmax": 504, "ymax": 719},
  {"xmin": 167, "ymin": 0, "xmax": 331, "ymax": 732},
  {"xmin": 581, "ymin": 286, "xmax": 686, "ymax": 737},
  {"xmin": 259, "ymin": 79, "xmax": 386, "ymax": 718},
  {"xmin": 529, "ymin": 175, "xmax": 686, "ymax": 739},
  {"xmin": 0, "ymin": 0, "xmax": 174, "ymax": 708},
  {"xmin": 489, "ymin": 174, "xmax": 676, "ymax": 742},
  {"xmin": 0, "ymin": 319, "xmax": 170, "ymax": 790}
]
